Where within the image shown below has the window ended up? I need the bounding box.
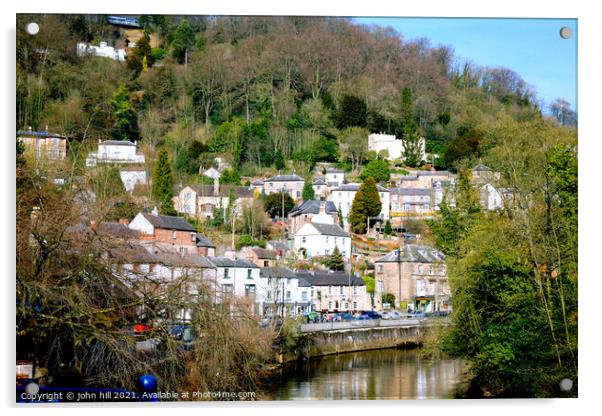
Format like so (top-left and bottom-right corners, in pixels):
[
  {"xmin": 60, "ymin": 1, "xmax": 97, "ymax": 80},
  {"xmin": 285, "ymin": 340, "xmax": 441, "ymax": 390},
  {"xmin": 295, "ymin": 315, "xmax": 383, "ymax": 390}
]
[
  {"xmin": 353, "ymin": 301, "xmax": 357, "ymax": 310},
  {"xmin": 244, "ymin": 285, "xmax": 256, "ymax": 296},
  {"xmin": 224, "ymin": 268, "xmax": 230, "ymax": 279},
  {"xmin": 328, "ymin": 301, "xmax": 332, "ymax": 310},
  {"xmin": 286, "ymin": 291, "xmax": 291, "ymax": 300},
  {"xmin": 172, "ymin": 230, "xmax": 177, "ymax": 239},
  {"xmin": 429, "ymin": 266, "xmax": 434, "ymax": 275},
  {"xmin": 302, "ymin": 236, "xmax": 306, "ymax": 243},
  {"xmin": 326, "ymin": 236, "xmax": 329, "ymax": 244},
  {"xmin": 377, "ymin": 265, "xmax": 383, "ymax": 274},
  {"xmin": 191, "ymin": 233, "xmax": 196, "ymax": 242},
  {"xmin": 179, "ymin": 247, "xmax": 185, "ymax": 254},
  {"xmin": 222, "ymin": 284, "xmax": 234, "ymax": 295},
  {"xmin": 418, "ymin": 264, "xmax": 423, "ymax": 274},
  {"xmin": 302, "ymin": 291, "xmax": 308, "ymax": 301},
  {"xmin": 353, "ymin": 286, "xmax": 357, "ymax": 295},
  {"xmin": 377, "ymin": 281, "xmax": 384, "ymax": 293},
  {"xmin": 264, "ymin": 260, "xmax": 269, "ymax": 267},
  {"xmin": 267, "ymin": 290, "xmax": 272, "ymax": 300},
  {"xmin": 247, "ymin": 269, "xmax": 253, "ymax": 279}
]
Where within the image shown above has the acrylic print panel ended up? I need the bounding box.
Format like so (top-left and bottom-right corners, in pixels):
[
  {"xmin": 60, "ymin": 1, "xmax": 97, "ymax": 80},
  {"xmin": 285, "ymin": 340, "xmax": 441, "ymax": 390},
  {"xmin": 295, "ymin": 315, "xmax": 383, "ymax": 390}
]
[{"xmin": 15, "ymin": 13, "xmax": 577, "ymax": 402}]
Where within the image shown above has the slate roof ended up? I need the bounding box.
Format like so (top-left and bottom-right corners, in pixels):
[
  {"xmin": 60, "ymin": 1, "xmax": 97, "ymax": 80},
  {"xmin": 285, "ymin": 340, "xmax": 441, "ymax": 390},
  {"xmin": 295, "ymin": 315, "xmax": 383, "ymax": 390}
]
[
  {"xmin": 390, "ymin": 188, "xmax": 431, "ymax": 196},
  {"xmin": 325, "ymin": 168, "xmax": 344, "ymax": 173},
  {"xmin": 312, "ymin": 179, "xmax": 327, "ymax": 186},
  {"xmin": 176, "ymin": 184, "xmax": 254, "ymax": 198},
  {"xmin": 289, "ymin": 200, "xmax": 338, "ymax": 217},
  {"xmin": 206, "ymin": 256, "xmax": 259, "ymax": 269},
  {"xmin": 297, "ymin": 277, "xmax": 312, "ymax": 287},
  {"xmin": 17, "ymin": 131, "xmax": 67, "ymax": 139},
  {"xmin": 472, "ymin": 164, "xmax": 492, "ymax": 172},
  {"xmin": 296, "ymin": 271, "xmax": 365, "ymax": 286},
  {"xmin": 375, "ymin": 244, "xmax": 446, "ymax": 263},
  {"xmin": 195, "ymin": 234, "xmax": 215, "ymax": 248},
  {"xmin": 99, "ymin": 140, "xmax": 136, "ymax": 146},
  {"xmin": 98, "ymin": 222, "xmax": 140, "ymax": 238},
  {"xmin": 265, "ymin": 174, "xmax": 304, "ymax": 182},
  {"xmin": 309, "ymin": 222, "xmax": 349, "ymax": 237},
  {"xmin": 251, "ymin": 179, "xmax": 264, "ymax": 186},
  {"xmin": 417, "ymin": 170, "xmax": 451, "ymax": 177},
  {"xmin": 267, "ymin": 240, "xmax": 288, "ymax": 251},
  {"xmin": 260, "ymin": 267, "xmax": 297, "ymax": 279},
  {"xmin": 332, "ymin": 183, "xmax": 389, "ymax": 192},
  {"xmin": 142, "ymin": 213, "xmax": 196, "ymax": 232}
]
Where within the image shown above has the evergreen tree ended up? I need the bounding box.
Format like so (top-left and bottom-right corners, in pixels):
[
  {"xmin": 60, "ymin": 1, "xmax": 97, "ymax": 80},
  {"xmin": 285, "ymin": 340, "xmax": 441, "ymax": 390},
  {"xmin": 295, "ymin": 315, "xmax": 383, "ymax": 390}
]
[
  {"xmin": 301, "ymin": 178, "xmax": 315, "ymax": 201},
  {"xmin": 327, "ymin": 246, "xmax": 345, "ymax": 271},
  {"xmin": 274, "ymin": 149, "xmax": 285, "ymax": 170},
  {"xmin": 338, "ymin": 205, "xmax": 344, "ymax": 228},
  {"xmin": 349, "ymin": 177, "xmax": 382, "ymax": 234},
  {"xmin": 264, "ymin": 192, "xmax": 294, "ymax": 219},
  {"xmin": 360, "ymin": 159, "xmax": 391, "ymax": 182},
  {"xmin": 110, "ymin": 85, "xmax": 139, "ymax": 142},
  {"xmin": 152, "ymin": 149, "xmax": 177, "ymax": 215},
  {"xmin": 337, "ymin": 94, "xmax": 367, "ymax": 129},
  {"xmin": 171, "ymin": 20, "xmax": 196, "ymax": 65},
  {"xmin": 384, "ymin": 219, "xmax": 393, "ymax": 235},
  {"xmin": 399, "ymin": 87, "xmax": 423, "ymax": 167},
  {"xmin": 127, "ymin": 33, "xmax": 153, "ymax": 75}
]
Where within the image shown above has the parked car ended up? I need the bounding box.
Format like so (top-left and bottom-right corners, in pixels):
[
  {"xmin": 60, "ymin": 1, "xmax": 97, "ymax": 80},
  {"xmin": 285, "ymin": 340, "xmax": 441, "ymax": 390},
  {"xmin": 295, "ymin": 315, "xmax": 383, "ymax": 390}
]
[
  {"xmin": 382, "ymin": 310, "xmax": 402, "ymax": 320},
  {"xmin": 428, "ymin": 310, "xmax": 450, "ymax": 317},
  {"xmin": 407, "ymin": 311, "xmax": 426, "ymax": 318},
  {"xmin": 335, "ymin": 312, "xmax": 354, "ymax": 321},
  {"xmin": 353, "ymin": 314, "xmax": 371, "ymax": 321},
  {"xmin": 357, "ymin": 310, "xmax": 382, "ymax": 320}
]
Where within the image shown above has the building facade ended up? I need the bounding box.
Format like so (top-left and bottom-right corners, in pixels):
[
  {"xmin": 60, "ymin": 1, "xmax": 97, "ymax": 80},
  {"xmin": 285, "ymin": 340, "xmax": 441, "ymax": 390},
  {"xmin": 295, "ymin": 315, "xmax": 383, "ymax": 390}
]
[
  {"xmin": 263, "ymin": 174, "xmax": 305, "ymax": 200},
  {"xmin": 329, "ymin": 183, "xmax": 390, "ymax": 230},
  {"xmin": 298, "ymin": 271, "xmax": 368, "ymax": 313}
]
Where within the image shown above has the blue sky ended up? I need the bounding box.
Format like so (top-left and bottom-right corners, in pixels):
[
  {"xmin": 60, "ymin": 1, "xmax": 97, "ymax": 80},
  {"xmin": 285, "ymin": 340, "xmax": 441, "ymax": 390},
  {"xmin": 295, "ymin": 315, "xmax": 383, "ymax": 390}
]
[{"xmin": 354, "ymin": 17, "xmax": 577, "ymax": 112}]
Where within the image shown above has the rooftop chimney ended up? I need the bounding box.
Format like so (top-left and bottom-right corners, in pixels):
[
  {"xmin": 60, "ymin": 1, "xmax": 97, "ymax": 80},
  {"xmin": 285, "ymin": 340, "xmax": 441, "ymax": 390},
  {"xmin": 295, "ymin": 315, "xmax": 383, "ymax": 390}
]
[{"xmin": 151, "ymin": 206, "xmax": 159, "ymax": 216}]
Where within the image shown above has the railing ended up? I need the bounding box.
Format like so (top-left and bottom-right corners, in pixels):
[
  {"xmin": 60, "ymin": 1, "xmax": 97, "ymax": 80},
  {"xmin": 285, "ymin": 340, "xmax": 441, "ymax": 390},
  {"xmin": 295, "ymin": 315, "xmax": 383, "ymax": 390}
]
[{"xmin": 300, "ymin": 318, "xmax": 425, "ymax": 333}]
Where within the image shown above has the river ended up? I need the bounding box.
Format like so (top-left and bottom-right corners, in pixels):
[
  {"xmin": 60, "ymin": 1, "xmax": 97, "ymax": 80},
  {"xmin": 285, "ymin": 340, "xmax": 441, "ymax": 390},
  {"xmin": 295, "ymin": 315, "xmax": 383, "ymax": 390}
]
[{"xmin": 265, "ymin": 348, "xmax": 466, "ymax": 400}]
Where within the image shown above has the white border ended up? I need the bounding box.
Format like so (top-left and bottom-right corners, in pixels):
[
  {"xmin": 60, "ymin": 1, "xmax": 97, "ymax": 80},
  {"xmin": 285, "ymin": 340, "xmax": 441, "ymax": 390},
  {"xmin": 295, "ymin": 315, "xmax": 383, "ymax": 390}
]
[{"xmin": 2, "ymin": 1, "xmax": 599, "ymax": 415}]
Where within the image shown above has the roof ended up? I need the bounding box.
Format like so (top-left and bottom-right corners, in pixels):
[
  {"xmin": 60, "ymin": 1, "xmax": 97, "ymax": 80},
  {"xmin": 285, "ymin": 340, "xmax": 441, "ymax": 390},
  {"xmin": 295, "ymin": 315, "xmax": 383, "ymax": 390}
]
[
  {"xmin": 297, "ymin": 271, "xmax": 365, "ymax": 286},
  {"xmin": 417, "ymin": 170, "xmax": 451, "ymax": 177},
  {"xmin": 265, "ymin": 174, "xmax": 304, "ymax": 182},
  {"xmin": 289, "ymin": 200, "xmax": 338, "ymax": 217},
  {"xmin": 206, "ymin": 256, "xmax": 259, "ymax": 269},
  {"xmin": 176, "ymin": 184, "xmax": 254, "ymax": 199},
  {"xmin": 141, "ymin": 213, "xmax": 196, "ymax": 232},
  {"xmin": 312, "ymin": 179, "xmax": 327, "ymax": 186},
  {"xmin": 195, "ymin": 234, "xmax": 215, "ymax": 248},
  {"xmin": 308, "ymin": 222, "xmax": 349, "ymax": 237},
  {"xmin": 17, "ymin": 131, "xmax": 67, "ymax": 139},
  {"xmin": 249, "ymin": 247, "xmax": 277, "ymax": 260},
  {"xmin": 267, "ymin": 240, "xmax": 288, "ymax": 251},
  {"xmin": 398, "ymin": 176, "xmax": 419, "ymax": 181},
  {"xmin": 99, "ymin": 140, "xmax": 136, "ymax": 146},
  {"xmin": 251, "ymin": 179, "xmax": 264, "ymax": 186},
  {"xmin": 297, "ymin": 277, "xmax": 312, "ymax": 287},
  {"xmin": 98, "ymin": 222, "xmax": 140, "ymax": 239},
  {"xmin": 375, "ymin": 244, "xmax": 446, "ymax": 263},
  {"xmin": 332, "ymin": 183, "xmax": 389, "ymax": 192},
  {"xmin": 326, "ymin": 168, "xmax": 344, "ymax": 173},
  {"xmin": 472, "ymin": 164, "xmax": 492, "ymax": 172},
  {"xmin": 390, "ymin": 188, "xmax": 431, "ymax": 196},
  {"xmin": 260, "ymin": 267, "xmax": 297, "ymax": 279}
]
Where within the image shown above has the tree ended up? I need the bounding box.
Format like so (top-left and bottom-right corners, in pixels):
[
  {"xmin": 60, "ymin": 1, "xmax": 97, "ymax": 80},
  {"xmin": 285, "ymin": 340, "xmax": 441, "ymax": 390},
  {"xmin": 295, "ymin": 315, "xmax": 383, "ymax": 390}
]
[
  {"xmin": 349, "ymin": 177, "xmax": 382, "ymax": 234},
  {"xmin": 263, "ymin": 192, "xmax": 294, "ymax": 219},
  {"xmin": 221, "ymin": 169, "xmax": 241, "ymax": 185},
  {"xmin": 301, "ymin": 178, "xmax": 315, "ymax": 201},
  {"xmin": 152, "ymin": 149, "xmax": 177, "ymax": 215},
  {"xmin": 399, "ymin": 87, "xmax": 423, "ymax": 167},
  {"xmin": 171, "ymin": 20, "xmax": 196, "ymax": 66},
  {"xmin": 110, "ymin": 85, "xmax": 139, "ymax": 142},
  {"xmin": 339, "ymin": 126, "xmax": 369, "ymax": 174},
  {"xmin": 90, "ymin": 165, "xmax": 126, "ymax": 201},
  {"xmin": 338, "ymin": 205, "xmax": 344, "ymax": 228},
  {"xmin": 326, "ymin": 246, "xmax": 345, "ymax": 271},
  {"xmin": 381, "ymin": 293, "xmax": 396, "ymax": 308},
  {"xmin": 549, "ymin": 98, "xmax": 577, "ymax": 127},
  {"xmin": 337, "ymin": 94, "xmax": 367, "ymax": 129},
  {"xmin": 384, "ymin": 219, "xmax": 393, "ymax": 235},
  {"xmin": 360, "ymin": 159, "xmax": 390, "ymax": 183},
  {"xmin": 274, "ymin": 150, "xmax": 285, "ymax": 170},
  {"xmin": 127, "ymin": 33, "xmax": 153, "ymax": 75}
]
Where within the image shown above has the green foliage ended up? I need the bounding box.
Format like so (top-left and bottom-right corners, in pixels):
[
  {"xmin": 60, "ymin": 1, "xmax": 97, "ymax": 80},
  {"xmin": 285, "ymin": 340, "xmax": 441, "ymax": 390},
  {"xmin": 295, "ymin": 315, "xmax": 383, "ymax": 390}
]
[
  {"xmin": 444, "ymin": 128, "xmax": 483, "ymax": 170},
  {"xmin": 151, "ymin": 48, "xmax": 166, "ymax": 62},
  {"xmin": 264, "ymin": 192, "xmax": 294, "ymax": 219},
  {"xmin": 90, "ymin": 165, "xmax": 126, "ymax": 200},
  {"xmin": 349, "ymin": 177, "xmax": 382, "ymax": 234},
  {"xmin": 104, "ymin": 199, "xmax": 141, "ymax": 222},
  {"xmin": 220, "ymin": 169, "xmax": 241, "ymax": 185},
  {"xmin": 151, "ymin": 149, "xmax": 177, "ymax": 215},
  {"xmin": 171, "ymin": 20, "xmax": 196, "ymax": 64},
  {"xmin": 384, "ymin": 219, "xmax": 393, "ymax": 235},
  {"xmin": 361, "ymin": 275, "xmax": 375, "ymax": 293},
  {"xmin": 127, "ymin": 33, "xmax": 154, "ymax": 75},
  {"xmin": 337, "ymin": 94, "xmax": 367, "ymax": 129},
  {"xmin": 274, "ymin": 150, "xmax": 285, "ymax": 170},
  {"xmin": 360, "ymin": 159, "xmax": 390, "ymax": 183},
  {"xmin": 399, "ymin": 87, "xmax": 423, "ymax": 167},
  {"xmin": 110, "ymin": 85, "xmax": 139, "ymax": 141},
  {"xmin": 325, "ymin": 246, "xmax": 345, "ymax": 271},
  {"xmin": 236, "ymin": 234, "xmax": 266, "ymax": 250},
  {"xmin": 301, "ymin": 178, "xmax": 315, "ymax": 201},
  {"xmin": 381, "ymin": 293, "xmax": 396, "ymax": 308}
]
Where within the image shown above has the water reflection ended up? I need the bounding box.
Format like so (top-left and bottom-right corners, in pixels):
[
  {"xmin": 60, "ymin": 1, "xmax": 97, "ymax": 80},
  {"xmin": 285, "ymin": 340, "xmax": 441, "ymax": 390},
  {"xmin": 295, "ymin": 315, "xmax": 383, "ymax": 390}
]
[{"xmin": 267, "ymin": 349, "xmax": 464, "ymax": 400}]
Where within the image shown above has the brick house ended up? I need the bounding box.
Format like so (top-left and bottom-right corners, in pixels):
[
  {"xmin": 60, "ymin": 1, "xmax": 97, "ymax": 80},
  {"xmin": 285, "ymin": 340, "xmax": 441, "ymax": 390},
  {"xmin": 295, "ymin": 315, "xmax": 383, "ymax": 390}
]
[
  {"xmin": 374, "ymin": 244, "xmax": 450, "ymax": 313},
  {"xmin": 241, "ymin": 247, "xmax": 279, "ymax": 267},
  {"xmin": 128, "ymin": 208, "xmax": 199, "ymax": 255}
]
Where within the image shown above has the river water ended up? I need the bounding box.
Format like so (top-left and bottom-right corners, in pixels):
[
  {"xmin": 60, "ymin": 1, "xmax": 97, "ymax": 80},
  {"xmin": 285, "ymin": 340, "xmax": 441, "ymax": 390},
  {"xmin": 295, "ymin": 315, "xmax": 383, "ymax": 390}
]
[{"xmin": 265, "ymin": 348, "xmax": 466, "ymax": 400}]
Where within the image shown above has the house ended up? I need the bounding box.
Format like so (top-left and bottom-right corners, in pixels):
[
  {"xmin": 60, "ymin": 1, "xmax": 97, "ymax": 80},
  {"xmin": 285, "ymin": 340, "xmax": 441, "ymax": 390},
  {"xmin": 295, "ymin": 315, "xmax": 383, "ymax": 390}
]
[
  {"xmin": 293, "ymin": 219, "xmax": 351, "ymax": 260},
  {"xmin": 288, "ymin": 200, "xmax": 339, "ymax": 235},
  {"xmin": 17, "ymin": 128, "xmax": 67, "ymax": 160},
  {"xmin": 312, "ymin": 178, "xmax": 328, "ymax": 199},
  {"xmin": 297, "ymin": 271, "xmax": 368, "ymax": 313},
  {"xmin": 85, "ymin": 140, "xmax": 146, "ymax": 192},
  {"xmin": 415, "ymin": 170, "xmax": 453, "ymax": 188},
  {"xmin": 77, "ymin": 41, "xmax": 126, "ymax": 61},
  {"xmin": 390, "ymin": 188, "xmax": 432, "ymax": 216},
  {"xmin": 128, "ymin": 208, "xmax": 199, "ymax": 255},
  {"xmin": 329, "ymin": 183, "xmax": 390, "ymax": 230},
  {"xmin": 374, "ymin": 244, "xmax": 450, "ymax": 313},
  {"xmin": 368, "ymin": 133, "xmax": 426, "ymax": 162},
  {"xmin": 325, "ymin": 168, "xmax": 345, "ymax": 188},
  {"xmin": 260, "ymin": 267, "xmax": 310, "ymax": 317},
  {"xmin": 172, "ymin": 182, "xmax": 254, "ymax": 219},
  {"xmin": 263, "ymin": 174, "xmax": 305, "ymax": 200},
  {"xmin": 195, "ymin": 234, "xmax": 216, "ymax": 257},
  {"xmin": 471, "ymin": 164, "xmax": 501, "ymax": 182},
  {"xmin": 241, "ymin": 247, "xmax": 279, "ymax": 268},
  {"xmin": 206, "ymin": 256, "xmax": 263, "ymax": 315},
  {"xmin": 250, "ymin": 179, "xmax": 264, "ymax": 193},
  {"xmin": 266, "ymin": 240, "xmax": 289, "ymax": 257}
]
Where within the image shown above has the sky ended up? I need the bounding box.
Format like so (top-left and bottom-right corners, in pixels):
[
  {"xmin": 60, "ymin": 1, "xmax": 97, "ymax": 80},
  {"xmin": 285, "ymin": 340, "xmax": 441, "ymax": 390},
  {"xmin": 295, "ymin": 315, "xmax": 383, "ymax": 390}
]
[{"xmin": 354, "ymin": 17, "xmax": 577, "ymax": 112}]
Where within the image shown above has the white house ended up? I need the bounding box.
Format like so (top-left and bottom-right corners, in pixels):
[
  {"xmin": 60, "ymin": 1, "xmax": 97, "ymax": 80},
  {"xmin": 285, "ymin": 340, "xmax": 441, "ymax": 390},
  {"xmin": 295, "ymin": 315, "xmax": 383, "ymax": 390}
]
[
  {"xmin": 325, "ymin": 168, "xmax": 345, "ymax": 188},
  {"xmin": 85, "ymin": 140, "xmax": 146, "ymax": 192},
  {"xmin": 479, "ymin": 183, "xmax": 504, "ymax": 210},
  {"xmin": 329, "ymin": 183, "xmax": 390, "ymax": 230},
  {"xmin": 172, "ymin": 183, "xmax": 254, "ymax": 219},
  {"xmin": 259, "ymin": 267, "xmax": 311, "ymax": 317},
  {"xmin": 77, "ymin": 41, "xmax": 126, "ymax": 61},
  {"xmin": 312, "ymin": 178, "xmax": 328, "ymax": 199},
  {"xmin": 368, "ymin": 133, "xmax": 426, "ymax": 162},
  {"xmin": 293, "ymin": 214, "xmax": 351, "ymax": 260},
  {"xmin": 263, "ymin": 174, "xmax": 305, "ymax": 200}
]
